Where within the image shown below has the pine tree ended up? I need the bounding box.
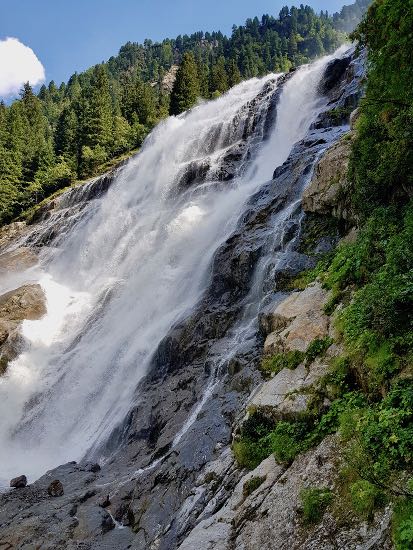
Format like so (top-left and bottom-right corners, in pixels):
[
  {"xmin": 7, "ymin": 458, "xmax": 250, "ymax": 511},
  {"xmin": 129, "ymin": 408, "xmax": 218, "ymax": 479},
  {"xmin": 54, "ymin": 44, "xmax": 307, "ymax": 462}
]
[
  {"xmin": 197, "ymin": 60, "xmax": 210, "ymax": 98},
  {"xmin": 20, "ymin": 83, "xmax": 48, "ymax": 182},
  {"xmin": 169, "ymin": 52, "xmax": 200, "ymax": 115},
  {"xmin": 210, "ymin": 56, "xmax": 229, "ymax": 95},
  {"xmin": 82, "ymin": 65, "xmax": 113, "ymax": 151},
  {"xmin": 227, "ymin": 59, "xmax": 242, "ymax": 88},
  {"xmin": 121, "ymin": 77, "xmax": 155, "ymax": 126},
  {"xmin": 55, "ymin": 105, "xmax": 79, "ymax": 168}
]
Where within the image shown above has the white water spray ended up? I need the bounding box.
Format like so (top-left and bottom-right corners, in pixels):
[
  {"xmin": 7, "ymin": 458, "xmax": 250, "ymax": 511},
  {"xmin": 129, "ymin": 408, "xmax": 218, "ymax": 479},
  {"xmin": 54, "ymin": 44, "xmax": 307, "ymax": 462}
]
[{"xmin": 0, "ymin": 47, "xmax": 348, "ymax": 485}]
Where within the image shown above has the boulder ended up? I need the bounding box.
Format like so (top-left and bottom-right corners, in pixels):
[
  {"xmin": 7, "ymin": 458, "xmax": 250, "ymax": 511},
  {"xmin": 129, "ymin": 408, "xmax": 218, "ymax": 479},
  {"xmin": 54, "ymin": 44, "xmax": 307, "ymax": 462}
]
[
  {"xmin": 10, "ymin": 475, "xmax": 27, "ymax": 489},
  {"xmin": 0, "ymin": 284, "xmax": 46, "ymax": 375},
  {"xmin": 302, "ymin": 136, "xmax": 356, "ymax": 223},
  {"xmin": 0, "ymin": 284, "xmax": 46, "ymax": 322},
  {"xmin": 98, "ymin": 494, "xmax": 111, "ymax": 508},
  {"xmin": 47, "ymin": 479, "xmax": 64, "ymax": 497},
  {"xmin": 85, "ymin": 462, "xmax": 101, "ymax": 473},
  {"xmin": 250, "ymin": 359, "xmax": 329, "ymax": 420},
  {"xmin": 263, "ymin": 283, "xmax": 330, "ymax": 354}
]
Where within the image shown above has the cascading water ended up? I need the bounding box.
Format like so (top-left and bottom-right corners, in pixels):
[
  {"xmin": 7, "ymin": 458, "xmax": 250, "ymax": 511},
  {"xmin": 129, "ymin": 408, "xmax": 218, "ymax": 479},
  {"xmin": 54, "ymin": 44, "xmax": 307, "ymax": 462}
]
[{"xmin": 0, "ymin": 46, "xmax": 349, "ymax": 486}]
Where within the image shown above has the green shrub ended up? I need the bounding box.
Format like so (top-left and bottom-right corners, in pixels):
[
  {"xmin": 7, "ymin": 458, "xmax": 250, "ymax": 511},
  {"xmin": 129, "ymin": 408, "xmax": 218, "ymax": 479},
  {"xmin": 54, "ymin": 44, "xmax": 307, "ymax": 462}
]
[
  {"xmin": 232, "ymin": 438, "xmax": 270, "ymax": 470},
  {"xmin": 264, "ymin": 421, "xmax": 304, "ymax": 463},
  {"xmin": 393, "ymin": 499, "xmax": 413, "ymax": 550},
  {"xmin": 323, "ymin": 285, "xmax": 343, "ymax": 315},
  {"xmin": 337, "ymin": 380, "xmax": 413, "ymax": 487},
  {"xmin": 233, "ymin": 414, "xmax": 311, "ymax": 470},
  {"xmin": 243, "ymin": 476, "xmax": 266, "ymax": 498},
  {"xmin": 307, "ymin": 391, "xmax": 366, "ymax": 447},
  {"xmin": 300, "ymin": 487, "xmax": 333, "ymax": 524},
  {"xmin": 349, "ymin": 480, "xmax": 385, "ymax": 519},
  {"xmin": 260, "ymin": 350, "xmax": 305, "ymax": 376},
  {"xmin": 306, "ymin": 337, "xmax": 333, "ymax": 363},
  {"xmin": 321, "ymin": 356, "xmax": 354, "ymax": 397}
]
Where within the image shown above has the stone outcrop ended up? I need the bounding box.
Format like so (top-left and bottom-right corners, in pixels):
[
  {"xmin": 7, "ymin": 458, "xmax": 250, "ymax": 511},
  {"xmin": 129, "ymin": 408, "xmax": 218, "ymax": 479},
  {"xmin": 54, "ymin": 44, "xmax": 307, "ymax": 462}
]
[
  {"xmin": 262, "ymin": 283, "xmax": 330, "ymax": 355},
  {"xmin": 250, "ymin": 283, "xmax": 334, "ymax": 420},
  {"xmin": 179, "ymin": 436, "xmax": 392, "ymax": 550},
  {"xmin": 0, "ymin": 284, "xmax": 46, "ymax": 374},
  {"xmin": 0, "ymin": 222, "xmax": 29, "ymax": 252},
  {"xmin": 250, "ymin": 358, "xmax": 329, "ymax": 420},
  {"xmin": 302, "ymin": 135, "xmax": 354, "ymax": 222},
  {"xmin": 162, "ymin": 65, "xmax": 179, "ymax": 93}
]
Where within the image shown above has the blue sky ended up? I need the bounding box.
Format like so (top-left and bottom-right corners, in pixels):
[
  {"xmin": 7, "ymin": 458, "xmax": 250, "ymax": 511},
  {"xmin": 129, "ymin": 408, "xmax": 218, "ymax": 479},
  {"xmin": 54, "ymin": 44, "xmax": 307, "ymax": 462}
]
[{"xmin": 1, "ymin": 0, "xmax": 347, "ymax": 89}]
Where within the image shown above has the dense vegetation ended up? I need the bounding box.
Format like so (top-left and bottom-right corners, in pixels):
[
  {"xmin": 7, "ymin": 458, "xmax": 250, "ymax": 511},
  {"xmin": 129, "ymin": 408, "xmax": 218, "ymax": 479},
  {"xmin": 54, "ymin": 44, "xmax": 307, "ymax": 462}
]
[
  {"xmin": 233, "ymin": 1, "xmax": 413, "ymax": 545},
  {"xmin": 0, "ymin": 1, "xmax": 369, "ymax": 226}
]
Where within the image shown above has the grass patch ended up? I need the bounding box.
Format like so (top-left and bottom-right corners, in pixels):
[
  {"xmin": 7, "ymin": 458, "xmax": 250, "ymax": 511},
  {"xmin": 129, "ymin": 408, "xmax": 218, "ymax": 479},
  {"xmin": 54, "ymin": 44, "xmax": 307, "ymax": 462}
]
[
  {"xmin": 260, "ymin": 350, "xmax": 305, "ymax": 376},
  {"xmin": 349, "ymin": 480, "xmax": 386, "ymax": 519},
  {"xmin": 300, "ymin": 487, "xmax": 333, "ymax": 524},
  {"xmin": 243, "ymin": 476, "xmax": 266, "ymax": 498},
  {"xmin": 306, "ymin": 337, "xmax": 333, "ymax": 363}
]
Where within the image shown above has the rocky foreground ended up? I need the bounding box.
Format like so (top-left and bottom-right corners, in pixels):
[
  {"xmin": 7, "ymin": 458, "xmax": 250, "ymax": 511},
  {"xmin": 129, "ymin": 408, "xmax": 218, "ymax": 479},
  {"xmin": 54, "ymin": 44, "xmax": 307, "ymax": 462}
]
[{"xmin": 0, "ymin": 51, "xmax": 392, "ymax": 549}]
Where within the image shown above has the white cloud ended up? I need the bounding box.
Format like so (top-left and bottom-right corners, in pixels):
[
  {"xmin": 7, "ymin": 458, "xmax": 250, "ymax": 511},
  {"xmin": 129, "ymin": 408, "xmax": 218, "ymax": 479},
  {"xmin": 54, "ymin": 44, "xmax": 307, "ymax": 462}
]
[{"xmin": 0, "ymin": 37, "xmax": 45, "ymax": 98}]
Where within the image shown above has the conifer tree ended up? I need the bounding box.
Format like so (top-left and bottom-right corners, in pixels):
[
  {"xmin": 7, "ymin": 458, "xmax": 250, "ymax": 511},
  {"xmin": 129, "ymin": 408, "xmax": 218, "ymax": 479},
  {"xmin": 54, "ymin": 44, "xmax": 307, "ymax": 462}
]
[
  {"xmin": 210, "ymin": 56, "xmax": 229, "ymax": 95},
  {"xmin": 55, "ymin": 106, "xmax": 79, "ymax": 168},
  {"xmin": 121, "ymin": 78, "xmax": 156, "ymax": 126},
  {"xmin": 170, "ymin": 52, "xmax": 200, "ymax": 115},
  {"xmin": 227, "ymin": 59, "xmax": 242, "ymax": 88},
  {"xmin": 83, "ymin": 65, "xmax": 113, "ymax": 151}
]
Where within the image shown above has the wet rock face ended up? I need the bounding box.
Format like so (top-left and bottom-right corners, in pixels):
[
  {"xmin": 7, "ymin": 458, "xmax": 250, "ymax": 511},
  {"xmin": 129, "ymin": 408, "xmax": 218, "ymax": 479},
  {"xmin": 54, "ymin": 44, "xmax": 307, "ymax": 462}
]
[
  {"xmin": 320, "ymin": 56, "xmax": 352, "ymax": 94},
  {"xmin": 178, "ymin": 436, "xmax": 393, "ymax": 550},
  {"xmin": 0, "ymin": 247, "xmax": 38, "ymax": 273},
  {"xmin": 74, "ymin": 505, "xmax": 115, "ymax": 539}
]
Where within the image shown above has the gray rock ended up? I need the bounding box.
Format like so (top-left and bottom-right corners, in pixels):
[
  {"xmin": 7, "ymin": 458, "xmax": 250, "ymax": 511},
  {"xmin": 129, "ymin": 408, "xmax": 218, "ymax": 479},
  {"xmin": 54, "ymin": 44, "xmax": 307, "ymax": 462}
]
[
  {"xmin": 0, "ymin": 283, "xmax": 46, "ymax": 375},
  {"xmin": 47, "ymin": 479, "xmax": 64, "ymax": 497},
  {"xmin": 263, "ymin": 283, "xmax": 330, "ymax": 354},
  {"xmin": 98, "ymin": 494, "xmax": 111, "ymax": 508},
  {"xmin": 10, "ymin": 474, "xmax": 27, "ymax": 488},
  {"xmin": 302, "ymin": 135, "xmax": 355, "ymax": 224},
  {"xmin": 74, "ymin": 505, "xmax": 115, "ymax": 539}
]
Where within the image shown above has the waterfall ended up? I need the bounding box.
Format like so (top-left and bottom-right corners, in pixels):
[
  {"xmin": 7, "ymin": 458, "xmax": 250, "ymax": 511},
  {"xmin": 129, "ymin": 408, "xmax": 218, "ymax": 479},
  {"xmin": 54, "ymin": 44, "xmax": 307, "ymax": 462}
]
[{"xmin": 0, "ymin": 46, "xmax": 349, "ymax": 486}]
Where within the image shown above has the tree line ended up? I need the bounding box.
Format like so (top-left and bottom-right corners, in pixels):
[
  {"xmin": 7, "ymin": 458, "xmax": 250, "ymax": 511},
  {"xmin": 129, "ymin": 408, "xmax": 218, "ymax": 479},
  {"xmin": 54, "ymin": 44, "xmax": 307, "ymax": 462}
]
[{"xmin": 0, "ymin": 1, "xmax": 370, "ymax": 225}]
